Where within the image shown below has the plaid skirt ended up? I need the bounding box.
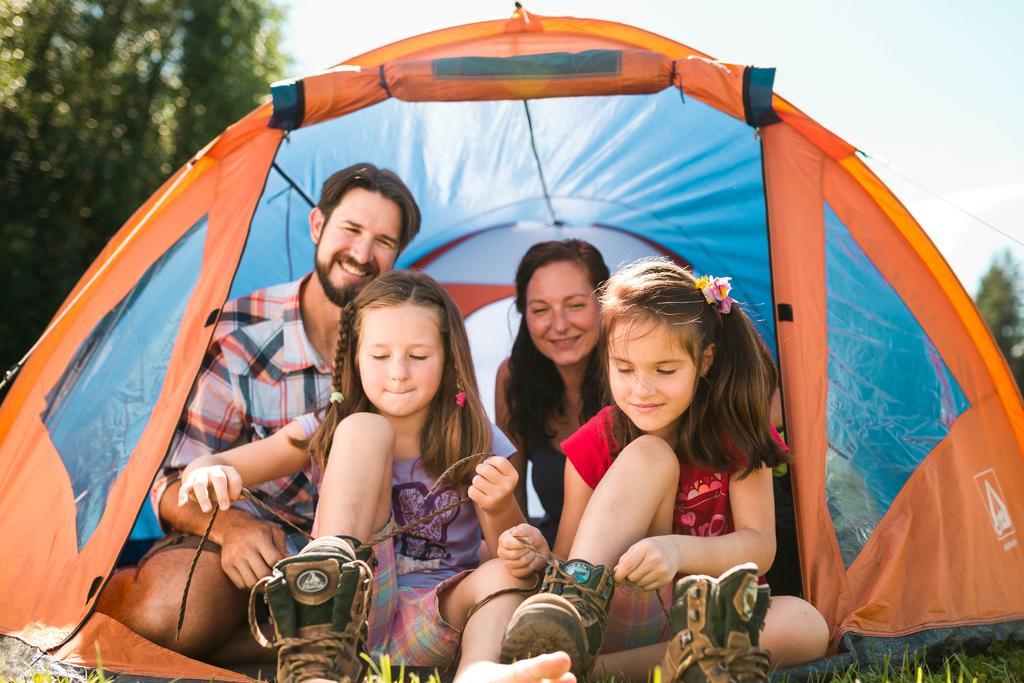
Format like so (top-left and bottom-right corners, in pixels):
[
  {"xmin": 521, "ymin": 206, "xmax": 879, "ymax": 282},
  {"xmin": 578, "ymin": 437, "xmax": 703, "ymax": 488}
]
[
  {"xmin": 363, "ymin": 523, "xmax": 469, "ymax": 668},
  {"xmin": 601, "ymin": 581, "xmax": 673, "ymax": 653}
]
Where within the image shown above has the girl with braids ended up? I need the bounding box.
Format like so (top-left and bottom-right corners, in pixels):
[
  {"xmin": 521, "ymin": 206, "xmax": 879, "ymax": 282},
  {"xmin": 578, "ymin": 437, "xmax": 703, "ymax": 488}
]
[
  {"xmin": 495, "ymin": 239, "xmax": 610, "ymax": 546},
  {"xmin": 497, "ymin": 259, "xmax": 828, "ymax": 681},
  {"xmin": 179, "ymin": 270, "xmax": 574, "ymax": 683}
]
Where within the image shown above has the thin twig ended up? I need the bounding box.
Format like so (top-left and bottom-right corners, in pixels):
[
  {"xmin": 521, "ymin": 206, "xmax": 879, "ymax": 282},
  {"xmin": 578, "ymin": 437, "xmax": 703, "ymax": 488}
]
[
  {"xmin": 241, "ymin": 489, "xmax": 313, "ymax": 541},
  {"xmin": 176, "ymin": 506, "xmax": 218, "ymax": 641}
]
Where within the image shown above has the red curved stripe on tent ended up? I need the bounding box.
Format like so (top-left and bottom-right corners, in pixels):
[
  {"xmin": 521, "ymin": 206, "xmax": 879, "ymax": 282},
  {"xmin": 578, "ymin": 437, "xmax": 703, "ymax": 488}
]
[
  {"xmin": 590, "ymin": 222, "xmax": 692, "ymax": 269},
  {"xmin": 441, "ymin": 283, "xmax": 516, "ymax": 317},
  {"xmin": 411, "ymin": 222, "xmax": 690, "ymax": 275},
  {"xmin": 409, "ymin": 223, "xmax": 516, "ymax": 270}
]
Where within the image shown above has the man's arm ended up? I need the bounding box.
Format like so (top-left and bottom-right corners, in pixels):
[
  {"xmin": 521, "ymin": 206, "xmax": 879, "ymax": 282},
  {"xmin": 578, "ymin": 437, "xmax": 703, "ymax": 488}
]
[
  {"xmin": 153, "ymin": 337, "xmax": 248, "ymax": 530},
  {"xmin": 153, "ymin": 338, "xmax": 291, "ymax": 588},
  {"xmin": 160, "ymin": 480, "xmax": 288, "ymax": 589}
]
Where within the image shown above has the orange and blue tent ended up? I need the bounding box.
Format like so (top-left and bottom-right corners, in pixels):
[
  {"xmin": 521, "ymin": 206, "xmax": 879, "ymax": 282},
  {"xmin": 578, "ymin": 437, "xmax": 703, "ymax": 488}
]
[{"xmin": 2, "ymin": 8, "xmax": 1023, "ymax": 680}]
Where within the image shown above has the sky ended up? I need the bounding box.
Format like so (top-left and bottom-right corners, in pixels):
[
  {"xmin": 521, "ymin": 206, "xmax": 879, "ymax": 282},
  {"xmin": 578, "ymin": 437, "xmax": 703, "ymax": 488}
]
[{"xmin": 281, "ymin": 0, "xmax": 1023, "ymax": 296}]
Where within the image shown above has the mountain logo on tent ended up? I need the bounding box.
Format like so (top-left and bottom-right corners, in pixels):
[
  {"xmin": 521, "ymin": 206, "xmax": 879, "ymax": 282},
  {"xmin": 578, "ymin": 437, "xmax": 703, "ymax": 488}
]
[
  {"xmin": 296, "ymin": 569, "xmax": 330, "ymax": 594},
  {"xmin": 974, "ymin": 468, "xmax": 1015, "ymax": 542}
]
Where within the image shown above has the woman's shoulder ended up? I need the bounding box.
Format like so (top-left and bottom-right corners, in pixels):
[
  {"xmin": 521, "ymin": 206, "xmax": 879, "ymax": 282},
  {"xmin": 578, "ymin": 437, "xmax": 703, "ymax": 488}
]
[
  {"xmin": 496, "ymin": 357, "xmax": 511, "ymax": 381},
  {"xmin": 494, "ymin": 357, "xmax": 512, "ymax": 430}
]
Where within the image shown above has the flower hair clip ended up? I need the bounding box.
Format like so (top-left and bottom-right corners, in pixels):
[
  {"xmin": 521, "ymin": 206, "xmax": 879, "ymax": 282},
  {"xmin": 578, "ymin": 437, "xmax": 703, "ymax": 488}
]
[
  {"xmin": 329, "ymin": 391, "xmax": 344, "ymax": 404},
  {"xmin": 694, "ymin": 275, "xmax": 736, "ymax": 314}
]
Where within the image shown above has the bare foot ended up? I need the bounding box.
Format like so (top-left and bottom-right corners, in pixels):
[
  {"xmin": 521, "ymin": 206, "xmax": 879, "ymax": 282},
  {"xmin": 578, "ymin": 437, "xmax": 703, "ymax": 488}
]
[{"xmin": 455, "ymin": 651, "xmax": 576, "ymax": 683}]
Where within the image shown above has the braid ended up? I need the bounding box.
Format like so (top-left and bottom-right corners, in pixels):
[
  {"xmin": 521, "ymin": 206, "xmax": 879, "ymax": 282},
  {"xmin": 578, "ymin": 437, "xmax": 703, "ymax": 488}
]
[
  {"xmin": 333, "ymin": 302, "xmax": 356, "ymax": 392},
  {"xmin": 303, "ymin": 302, "xmax": 358, "ymax": 472}
]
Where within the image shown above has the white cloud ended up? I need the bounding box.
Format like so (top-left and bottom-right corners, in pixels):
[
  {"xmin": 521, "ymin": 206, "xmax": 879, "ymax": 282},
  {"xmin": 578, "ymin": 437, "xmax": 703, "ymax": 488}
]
[{"xmin": 866, "ymin": 160, "xmax": 1024, "ymax": 295}]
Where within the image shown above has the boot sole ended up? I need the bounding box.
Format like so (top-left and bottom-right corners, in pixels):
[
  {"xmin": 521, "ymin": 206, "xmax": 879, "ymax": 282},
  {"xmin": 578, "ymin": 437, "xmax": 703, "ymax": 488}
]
[{"xmin": 499, "ymin": 602, "xmax": 590, "ymax": 677}]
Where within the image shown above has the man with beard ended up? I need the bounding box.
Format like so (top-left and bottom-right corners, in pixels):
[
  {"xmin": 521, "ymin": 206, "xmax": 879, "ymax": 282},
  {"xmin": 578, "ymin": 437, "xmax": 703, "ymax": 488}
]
[{"xmin": 97, "ymin": 163, "xmax": 421, "ymax": 660}]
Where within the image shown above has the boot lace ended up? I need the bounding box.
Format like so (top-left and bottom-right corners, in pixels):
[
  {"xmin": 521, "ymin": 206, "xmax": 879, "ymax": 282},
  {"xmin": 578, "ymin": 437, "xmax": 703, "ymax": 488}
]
[
  {"xmin": 693, "ymin": 645, "xmax": 771, "ymax": 682},
  {"xmin": 545, "ymin": 564, "xmax": 610, "ymax": 633},
  {"xmin": 277, "ymin": 629, "xmax": 363, "ymax": 683}
]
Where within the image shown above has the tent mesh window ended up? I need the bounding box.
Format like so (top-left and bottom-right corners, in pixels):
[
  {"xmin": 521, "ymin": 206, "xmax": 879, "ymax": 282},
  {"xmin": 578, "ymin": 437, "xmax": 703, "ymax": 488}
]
[
  {"xmin": 823, "ymin": 203, "xmax": 968, "ymax": 567},
  {"xmin": 42, "ymin": 217, "xmax": 209, "ymax": 551}
]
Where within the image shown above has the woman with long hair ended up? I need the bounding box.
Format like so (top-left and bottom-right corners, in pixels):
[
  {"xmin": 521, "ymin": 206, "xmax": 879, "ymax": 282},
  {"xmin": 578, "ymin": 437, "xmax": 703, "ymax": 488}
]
[{"xmin": 495, "ymin": 239, "xmax": 610, "ymax": 545}]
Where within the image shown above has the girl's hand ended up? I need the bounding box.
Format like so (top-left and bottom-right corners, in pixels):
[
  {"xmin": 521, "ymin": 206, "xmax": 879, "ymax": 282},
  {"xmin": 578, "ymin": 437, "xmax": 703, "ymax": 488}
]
[
  {"xmin": 179, "ymin": 464, "xmax": 243, "ymax": 513},
  {"xmin": 498, "ymin": 523, "xmax": 549, "ymax": 578},
  {"xmin": 468, "ymin": 455, "xmax": 519, "ymax": 514},
  {"xmin": 613, "ymin": 535, "xmax": 682, "ymax": 591}
]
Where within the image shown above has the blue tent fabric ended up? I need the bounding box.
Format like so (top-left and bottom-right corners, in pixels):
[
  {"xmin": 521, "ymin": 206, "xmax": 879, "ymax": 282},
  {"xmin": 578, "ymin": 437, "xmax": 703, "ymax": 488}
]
[
  {"xmin": 236, "ymin": 89, "xmax": 778, "ymax": 351},
  {"xmin": 43, "ymin": 218, "xmax": 209, "ymax": 548},
  {"xmin": 823, "ymin": 203, "xmax": 969, "ymax": 567}
]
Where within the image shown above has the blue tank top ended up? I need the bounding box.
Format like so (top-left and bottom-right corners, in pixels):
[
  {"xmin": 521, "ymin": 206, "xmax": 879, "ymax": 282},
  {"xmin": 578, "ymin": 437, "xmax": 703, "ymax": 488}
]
[{"xmin": 527, "ymin": 440, "xmax": 566, "ymax": 547}]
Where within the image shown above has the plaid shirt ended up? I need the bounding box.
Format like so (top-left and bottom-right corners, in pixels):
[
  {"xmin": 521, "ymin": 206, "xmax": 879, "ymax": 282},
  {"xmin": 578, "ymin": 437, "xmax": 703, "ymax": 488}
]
[{"xmin": 152, "ymin": 275, "xmax": 331, "ymax": 533}]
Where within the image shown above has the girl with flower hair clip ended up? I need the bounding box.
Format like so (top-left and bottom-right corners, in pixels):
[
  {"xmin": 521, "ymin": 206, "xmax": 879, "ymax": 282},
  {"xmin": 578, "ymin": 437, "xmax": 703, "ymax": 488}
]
[
  {"xmin": 498, "ymin": 258, "xmax": 828, "ymax": 681},
  {"xmin": 178, "ymin": 270, "xmax": 575, "ymax": 683}
]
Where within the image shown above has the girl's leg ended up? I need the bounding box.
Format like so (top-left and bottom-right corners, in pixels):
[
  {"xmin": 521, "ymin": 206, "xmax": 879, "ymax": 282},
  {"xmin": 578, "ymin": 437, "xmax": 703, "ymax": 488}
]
[
  {"xmin": 264, "ymin": 414, "xmax": 397, "ymax": 683},
  {"xmin": 499, "ymin": 436, "xmax": 680, "ymax": 678},
  {"xmin": 568, "ymin": 435, "xmax": 680, "ymax": 564},
  {"xmin": 312, "ymin": 412, "xmax": 395, "ymax": 541},
  {"xmin": 760, "ymin": 595, "xmax": 829, "ymax": 667},
  {"xmin": 590, "ymin": 597, "xmax": 829, "ymax": 679},
  {"xmin": 442, "ymin": 559, "xmax": 537, "ymax": 680}
]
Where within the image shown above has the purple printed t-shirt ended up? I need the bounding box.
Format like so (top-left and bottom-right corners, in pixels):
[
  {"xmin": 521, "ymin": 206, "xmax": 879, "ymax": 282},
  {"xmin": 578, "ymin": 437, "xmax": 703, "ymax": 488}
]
[{"xmin": 295, "ymin": 413, "xmax": 515, "ymax": 588}]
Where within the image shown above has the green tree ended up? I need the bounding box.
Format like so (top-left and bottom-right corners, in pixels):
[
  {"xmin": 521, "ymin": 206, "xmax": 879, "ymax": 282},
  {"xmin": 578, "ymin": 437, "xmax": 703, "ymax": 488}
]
[
  {"xmin": 976, "ymin": 249, "xmax": 1024, "ymax": 389},
  {"xmin": 0, "ymin": 0, "xmax": 287, "ymax": 376}
]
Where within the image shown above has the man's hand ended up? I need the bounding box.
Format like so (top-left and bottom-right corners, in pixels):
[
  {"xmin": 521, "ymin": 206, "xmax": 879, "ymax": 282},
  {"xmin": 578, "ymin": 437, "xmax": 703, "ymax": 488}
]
[
  {"xmin": 468, "ymin": 455, "xmax": 519, "ymax": 514},
  {"xmin": 498, "ymin": 523, "xmax": 550, "ymax": 578},
  {"xmin": 213, "ymin": 512, "xmax": 288, "ymax": 589},
  {"xmin": 613, "ymin": 535, "xmax": 682, "ymax": 591}
]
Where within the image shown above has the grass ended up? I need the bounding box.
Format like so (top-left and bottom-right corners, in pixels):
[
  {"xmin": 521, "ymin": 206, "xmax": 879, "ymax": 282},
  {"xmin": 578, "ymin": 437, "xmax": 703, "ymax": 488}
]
[
  {"xmin": 356, "ymin": 643, "xmax": 1024, "ymax": 682},
  {"xmin": 801, "ymin": 640, "xmax": 1024, "ymax": 683},
  {"xmin": 4, "ymin": 642, "xmax": 1023, "ymax": 682}
]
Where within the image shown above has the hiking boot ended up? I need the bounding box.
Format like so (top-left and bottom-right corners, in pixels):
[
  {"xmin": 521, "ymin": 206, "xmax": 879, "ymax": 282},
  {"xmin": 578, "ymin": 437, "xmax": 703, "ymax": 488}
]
[
  {"xmin": 499, "ymin": 558, "xmax": 614, "ymax": 680},
  {"xmin": 249, "ymin": 536, "xmax": 375, "ymax": 683},
  {"xmin": 658, "ymin": 562, "xmax": 771, "ymax": 682}
]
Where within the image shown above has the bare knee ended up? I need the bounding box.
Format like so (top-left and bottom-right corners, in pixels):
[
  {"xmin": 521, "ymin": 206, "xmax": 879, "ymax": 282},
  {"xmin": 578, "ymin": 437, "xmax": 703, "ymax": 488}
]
[
  {"xmin": 113, "ymin": 551, "xmax": 245, "ymax": 658},
  {"xmin": 471, "ymin": 558, "xmax": 536, "ymax": 595},
  {"xmin": 95, "ymin": 567, "xmax": 138, "ymax": 618},
  {"xmin": 334, "ymin": 412, "xmax": 395, "ymax": 447},
  {"xmin": 616, "ymin": 435, "xmax": 679, "ymax": 477},
  {"xmin": 762, "ymin": 596, "xmax": 829, "ymax": 666}
]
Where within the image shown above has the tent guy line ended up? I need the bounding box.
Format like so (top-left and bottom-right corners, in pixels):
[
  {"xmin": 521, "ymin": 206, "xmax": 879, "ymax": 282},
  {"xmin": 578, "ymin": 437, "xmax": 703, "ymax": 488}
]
[{"xmin": 856, "ymin": 149, "xmax": 1024, "ymax": 251}]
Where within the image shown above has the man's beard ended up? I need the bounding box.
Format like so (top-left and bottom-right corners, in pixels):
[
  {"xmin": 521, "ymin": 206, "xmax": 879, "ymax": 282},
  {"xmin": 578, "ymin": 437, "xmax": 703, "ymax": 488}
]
[{"xmin": 315, "ymin": 253, "xmax": 380, "ymax": 307}]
